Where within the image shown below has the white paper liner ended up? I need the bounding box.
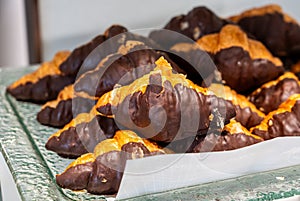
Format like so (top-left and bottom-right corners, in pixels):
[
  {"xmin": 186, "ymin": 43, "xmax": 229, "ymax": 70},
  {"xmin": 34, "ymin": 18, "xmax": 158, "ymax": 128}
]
[{"xmin": 116, "ymin": 137, "xmax": 300, "ymax": 200}]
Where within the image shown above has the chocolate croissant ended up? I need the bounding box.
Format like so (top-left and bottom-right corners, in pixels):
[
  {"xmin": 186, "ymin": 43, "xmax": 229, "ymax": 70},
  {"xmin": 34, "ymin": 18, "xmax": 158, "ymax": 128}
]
[
  {"xmin": 191, "ymin": 119, "xmax": 263, "ymax": 152},
  {"xmin": 96, "ymin": 57, "xmax": 236, "ymax": 143},
  {"xmin": 149, "ymin": 6, "xmax": 228, "ymax": 49},
  {"xmin": 209, "ymin": 83, "xmax": 265, "ymax": 129},
  {"xmin": 196, "ymin": 24, "xmax": 284, "ymax": 94},
  {"xmin": 37, "ymin": 85, "xmax": 97, "ymax": 128},
  {"xmin": 73, "ymin": 40, "xmax": 185, "ymax": 98},
  {"xmin": 45, "ymin": 108, "xmax": 119, "ymax": 158},
  {"xmin": 6, "ymin": 25, "xmax": 129, "ymax": 103},
  {"xmin": 251, "ymin": 94, "xmax": 300, "ymax": 140},
  {"xmin": 6, "ymin": 51, "xmax": 72, "ymax": 103},
  {"xmin": 249, "ymin": 72, "xmax": 300, "ymax": 114},
  {"xmin": 56, "ymin": 130, "xmax": 165, "ymax": 195},
  {"xmin": 230, "ymin": 4, "xmax": 300, "ymax": 59}
]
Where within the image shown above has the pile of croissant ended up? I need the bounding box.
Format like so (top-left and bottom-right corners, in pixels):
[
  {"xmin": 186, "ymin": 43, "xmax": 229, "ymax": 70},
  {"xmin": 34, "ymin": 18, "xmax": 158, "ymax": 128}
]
[{"xmin": 7, "ymin": 4, "xmax": 300, "ymax": 195}]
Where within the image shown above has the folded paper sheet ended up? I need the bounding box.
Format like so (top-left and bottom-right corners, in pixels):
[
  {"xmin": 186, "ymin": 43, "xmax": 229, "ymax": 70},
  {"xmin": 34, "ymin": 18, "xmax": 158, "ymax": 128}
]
[{"xmin": 116, "ymin": 137, "xmax": 300, "ymax": 200}]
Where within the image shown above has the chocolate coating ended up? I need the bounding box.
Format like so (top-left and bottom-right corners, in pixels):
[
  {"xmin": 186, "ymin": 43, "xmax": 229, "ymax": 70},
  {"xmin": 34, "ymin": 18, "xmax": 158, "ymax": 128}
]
[
  {"xmin": 249, "ymin": 78, "xmax": 300, "ymax": 114},
  {"xmin": 6, "ymin": 74, "xmax": 74, "ymax": 104},
  {"xmin": 59, "ymin": 25, "xmax": 128, "ymax": 76},
  {"xmin": 149, "ymin": 6, "xmax": 228, "ymax": 48},
  {"xmin": 121, "ymin": 142, "xmax": 151, "ymax": 159},
  {"xmin": 46, "ymin": 115, "xmax": 118, "ymax": 158},
  {"xmin": 161, "ymin": 120, "xmax": 262, "ymax": 153},
  {"xmin": 235, "ymin": 12, "xmax": 300, "ymax": 58},
  {"xmin": 192, "ymin": 131, "xmax": 262, "ymax": 152},
  {"xmin": 98, "ymin": 74, "xmax": 236, "ymax": 143},
  {"xmin": 166, "ymin": 48, "xmax": 215, "ymax": 86},
  {"xmin": 214, "ymin": 46, "xmax": 284, "ymax": 94},
  {"xmin": 37, "ymin": 97, "xmax": 96, "ymax": 128},
  {"xmin": 87, "ymin": 151, "xmax": 124, "ymax": 195},
  {"xmin": 252, "ymin": 100, "xmax": 300, "ymax": 140},
  {"xmin": 74, "ymin": 47, "xmax": 157, "ymax": 97},
  {"xmin": 56, "ymin": 162, "xmax": 93, "ymax": 190},
  {"xmin": 234, "ymin": 105, "xmax": 264, "ymax": 129},
  {"xmin": 74, "ymin": 46, "xmax": 184, "ymax": 98}
]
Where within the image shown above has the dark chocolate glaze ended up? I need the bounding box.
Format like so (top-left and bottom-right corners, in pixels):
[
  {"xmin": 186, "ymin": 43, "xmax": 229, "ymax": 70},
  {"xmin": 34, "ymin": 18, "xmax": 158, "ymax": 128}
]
[
  {"xmin": 249, "ymin": 78, "xmax": 300, "ymax": 114},
  {"xmin": 252, "ymin": 100, "xmax": 300, "ymax": 140},
  {"xmin": 56, "ymin": 162, "xmax": 93, "ymax": 190},
  {"xmin": 59, "ymin": 25, "xmax": 128, "ymax": 76},
  {"xmin": 236, "ymin": 12, "xmax": 300, "ymax": 58},
  {"xmin": 97, "ymin": 74, "xmax": 236, "ymax": 143},
  {"xmin": 46, "ymin": 115, "xmax": 118, "ymax": 158},
  {"xmin": 166, "ymin": 48, "xmax": 215, "ymax": 86},
  {"xmin": 56, "ymin": 142, "xmax": 157, "ymax": 195},
  {"xmin": 214, "ymin": 46, "xmax": 284, "ymax": 94},
  {"xmin": 37, "ymin": 97, "xmax": 96, "ymax": 128},
  {"xmin": 6, "ymin": 74, "xmax": 74, "ymax": 104},
  {"xmin": 158, "ymin": 135, "xmax": 203, "ymax": 153},
  {"xmin": 121, "ymin": 142, "xmax": 151, "ymax": 159},
  {"xmin": 149, "ymin": 6, "xmax": 229, "ymax": 49},
  {"xmin": 87, "ymin": 151, "xmax": 124, "ymax": 195},
  {"xmin": 160, "ymin": 121, "xmax": 263, "ymax": 153},
  {"xmin": 74, "ymin": 46, "xmax": 184, "ymax": 98},
  {"xmin": 234, "ymin": 105, "xmax": 264, "ymax": 129},
  {"xmin": 192, "ymin": 131, "xmax": 262, "ymax": 152}
]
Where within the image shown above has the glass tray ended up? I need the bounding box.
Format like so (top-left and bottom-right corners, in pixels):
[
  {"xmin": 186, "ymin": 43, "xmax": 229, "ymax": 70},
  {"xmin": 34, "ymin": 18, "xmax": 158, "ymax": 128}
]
[{"xmin": 0, "ymin": 67, "xmax": 299, "ymax": 201}]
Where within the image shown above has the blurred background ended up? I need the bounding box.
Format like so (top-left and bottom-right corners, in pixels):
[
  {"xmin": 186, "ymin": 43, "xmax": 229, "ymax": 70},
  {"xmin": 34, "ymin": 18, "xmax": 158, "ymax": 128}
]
[{"xmin": 0, "ymin": 0, "xmax": 299, "ymax": 67}]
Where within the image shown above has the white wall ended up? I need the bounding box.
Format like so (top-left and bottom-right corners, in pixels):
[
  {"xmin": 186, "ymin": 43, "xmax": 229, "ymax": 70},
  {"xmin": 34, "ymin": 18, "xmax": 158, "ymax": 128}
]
[
  {"xmin": 38, "ymin": 0, "xmax": 300, "ymax": 61},
  {"xmin": 0, "ymin": 0, "xmax": 28, "ymax": 67}
]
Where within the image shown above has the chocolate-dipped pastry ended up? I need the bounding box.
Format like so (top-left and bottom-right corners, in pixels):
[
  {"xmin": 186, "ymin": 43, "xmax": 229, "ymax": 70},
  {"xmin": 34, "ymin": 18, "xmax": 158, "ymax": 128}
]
[
  {"xmin": 149, "ymin": 6, "xmax": 228, "ymax": 49},
  {"xmin": 59, "ymin": 24, "xmax": 163, "ymax": 77},
  {"xmin": 59, "ymin": 25, "xmax": 128, "ymax": 76},
  {"xmin": 39, "ymin": 41, "xmax": 180, "ymax": 128},
  {"xmin": 160, "ymin": 119, "xmax": 263, "ymax": 153},
  {"xmin": 209, "ymin": 84, "xmax": 265, "ymax": 129},
  {"xmin": 45, "ymin": 107, "xmax": 119, "ymax": 158},
  {"xmin": 251, "ymin": 94, "xmax": 300, "ymax": 140},
  {"xmin": 249, "ymin": 72, "xmax": 300, "ymax": 114},
  {"xmin": 56, "ymin": 130, "xmax": 165, "ymax": 195},
  {"xmin": 37, "ymin": 85, "xmax": 97, "ymax": 128},
  {"xmin": 196, "ymin": 24, "xmax": 284, "ymax": 94},
  {"xmin": 6, "ymin": 51, "xmax": 73, "ymax": 103},
  {"xmin": 97, "ymin": 57, "xmax": 236, "ymax": 143},
  {"xmin": 192, "ymin": 119, "xmax": 263, "ymax": 152},
  {"xmin": 229, "ymin": 4, "xmax": 300, "ymax": 58},
  {"xmin": 74, "ymin": 40, "xmax": 185, "ymax": 98},
  {"xmin": 6, "ymin": 25, "xmax": 129, "ymax": 103}
]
